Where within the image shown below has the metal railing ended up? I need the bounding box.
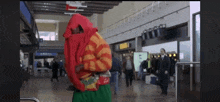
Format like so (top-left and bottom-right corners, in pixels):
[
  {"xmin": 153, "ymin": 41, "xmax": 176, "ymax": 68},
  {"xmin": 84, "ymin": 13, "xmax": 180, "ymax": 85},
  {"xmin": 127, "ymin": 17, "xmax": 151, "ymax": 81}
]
[
  {"xmin": 175, "ymin": 62, "xmax": 200, "ymax": 100},
  {"xmin": 20, "ymin": 97, "xmax": 40, "ymax": 102}
]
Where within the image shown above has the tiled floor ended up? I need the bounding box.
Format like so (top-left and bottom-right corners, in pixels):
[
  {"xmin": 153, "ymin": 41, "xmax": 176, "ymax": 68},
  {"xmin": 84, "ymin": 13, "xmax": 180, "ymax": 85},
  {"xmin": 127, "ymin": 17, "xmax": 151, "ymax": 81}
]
[{"xmin": 20, "ymin": 71, "xmax": 176, "ymax": 102}]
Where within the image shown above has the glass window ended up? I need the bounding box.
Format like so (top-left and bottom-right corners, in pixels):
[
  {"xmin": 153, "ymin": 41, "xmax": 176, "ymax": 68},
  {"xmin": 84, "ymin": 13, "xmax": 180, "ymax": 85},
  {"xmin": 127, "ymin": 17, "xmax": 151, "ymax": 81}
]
[
  {"xmin": 39, "ymin": 31, "xmax": 56, "ymax": 41},
  {"xmin": 195, "ymin": 13, "xmax": 200, "ymax": 62}
]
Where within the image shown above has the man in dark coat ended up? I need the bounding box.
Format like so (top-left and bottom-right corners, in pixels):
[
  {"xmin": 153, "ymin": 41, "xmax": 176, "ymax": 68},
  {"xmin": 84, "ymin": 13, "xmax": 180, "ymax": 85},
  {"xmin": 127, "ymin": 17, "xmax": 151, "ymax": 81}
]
[
  {"xmin": 51, "ymin": 59, "xmax": 59, "ymax": 82},
  {"xmin": 151, "ymin": 56, "xmax": 158, "ymax": 75},
  {"xmin": 156, "ymin": 48, "xmax": 171, "ymax": 95}
]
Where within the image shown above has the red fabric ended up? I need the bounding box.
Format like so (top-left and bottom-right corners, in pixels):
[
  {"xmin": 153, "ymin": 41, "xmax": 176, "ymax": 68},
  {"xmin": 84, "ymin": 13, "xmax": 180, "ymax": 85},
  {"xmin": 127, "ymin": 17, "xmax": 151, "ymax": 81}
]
[
  {"xmin": 66, "ymin": 4, "xmax": 77, "ymax": 11},
  {"xmin": 63, "ymin": 14, "xmax": 98, "ymax": 92}
]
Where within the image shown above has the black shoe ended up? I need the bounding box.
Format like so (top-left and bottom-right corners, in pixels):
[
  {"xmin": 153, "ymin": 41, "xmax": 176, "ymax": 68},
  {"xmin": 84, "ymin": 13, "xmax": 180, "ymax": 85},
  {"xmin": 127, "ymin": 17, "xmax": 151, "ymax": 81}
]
[{"xmin": 161, "ymin": 92, "xmax": 167, "ymax": 96}]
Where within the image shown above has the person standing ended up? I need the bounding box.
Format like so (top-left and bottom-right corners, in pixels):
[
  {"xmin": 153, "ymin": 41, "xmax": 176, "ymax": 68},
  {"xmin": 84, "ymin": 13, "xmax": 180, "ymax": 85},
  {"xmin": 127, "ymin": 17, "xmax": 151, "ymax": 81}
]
[
  {"xmin": 51, "ymin": 59, "xmax": 59, "ymax": 82},
  {"xmin": 63, "ymin": 14, "xmax": 112, "ymax": 102},
  {"xmin": 58, "ymin": 60, "xmax": 64, "ymax": 77},
  {"xmin": 110, "ymin": 53, "xmax": 122, "ymax": 94},
  {"xmin": 139, "ymin": 58, "xmax": 149, "ymax": 80},
  {"xmin": 156, "ymin": 48, "xmax": 171, "ymax": 95},
  {"xmin": 44, "ymin": 59, "xmax": 49, "ymax": 68},
  {"xmin": 123, "ymin": 56, "xmax": 135, "ymax": 87}
]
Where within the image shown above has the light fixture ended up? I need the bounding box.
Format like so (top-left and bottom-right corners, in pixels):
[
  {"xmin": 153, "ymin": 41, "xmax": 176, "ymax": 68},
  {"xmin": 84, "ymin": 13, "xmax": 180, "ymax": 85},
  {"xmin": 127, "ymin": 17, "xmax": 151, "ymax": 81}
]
[
  {"xmin": 169, "ymin": 54, "xmax": 172, "ymax": 57},
  {"xmin": 173, "ymin": 54, "xmax": 176, "ymax": 57},
  {"xmin": 66, "ymin": 1, "xmax": 87, "ymax": 8}
]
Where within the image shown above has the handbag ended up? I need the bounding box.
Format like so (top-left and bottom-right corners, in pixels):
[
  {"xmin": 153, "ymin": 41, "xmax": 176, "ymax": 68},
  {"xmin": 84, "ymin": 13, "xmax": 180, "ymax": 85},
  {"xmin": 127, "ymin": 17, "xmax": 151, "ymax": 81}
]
[{"xmin": 80, "ymin": 70, "xmax": 111, "ymax": 91}]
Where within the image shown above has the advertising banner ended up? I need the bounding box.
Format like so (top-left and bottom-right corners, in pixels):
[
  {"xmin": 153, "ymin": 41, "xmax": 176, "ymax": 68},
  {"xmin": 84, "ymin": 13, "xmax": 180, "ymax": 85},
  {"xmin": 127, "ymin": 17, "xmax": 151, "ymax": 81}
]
[{"xmin": 133, "ymin": 52, "xmax": 148, "ymax": 72}]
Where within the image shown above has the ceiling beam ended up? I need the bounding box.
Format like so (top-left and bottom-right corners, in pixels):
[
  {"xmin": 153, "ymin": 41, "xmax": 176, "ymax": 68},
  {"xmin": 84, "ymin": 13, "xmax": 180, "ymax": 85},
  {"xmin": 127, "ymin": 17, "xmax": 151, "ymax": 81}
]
[
  {"xmin": 31, "ymin": 3, "xmax": 114, "ymax": 10},
  {"xmin": 33, "ymin": 8, "xmax": 104, "ymax": 14},
  {"xmin": 86, "ymin": 3, "xmax": 115, "ymax": 8},
  {"xmin": 31, "ymin": 1, "xmax": 67, "ymax": 5},
  {"xmin": 33, "ymin": 6, "xmax": 109, "ymax": 11},
  {"xmin": 31, "ymin": 1, "xmax": 116, "ymax": 8},
  {"xmin": 33, "ymin": 5, "xmax": 110, "ymax": 11},
  {"xmin": 34, "ymin": 12, "xmax": 92, "ymax": 17},
  {"xmin": 84, "ymin": 1, "xmax": 121, "ymax": 5},
  {"xmin": 33, "ymin": 10, "xmax": 93, "ymax": 15}
]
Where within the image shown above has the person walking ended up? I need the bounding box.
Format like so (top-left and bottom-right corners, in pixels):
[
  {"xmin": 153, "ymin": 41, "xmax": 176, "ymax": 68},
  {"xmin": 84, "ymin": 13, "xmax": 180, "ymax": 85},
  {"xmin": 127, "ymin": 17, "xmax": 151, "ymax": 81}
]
[
  {"xmin": 156, "ymin": 48, "xmax": 171, "ymax": 95},
  {"xmin": 63, "ymin": 14, "xmax": 112, "ymax": 102},
  {"xmin": 123, "ymin": 56, "xmax": 135, "ymax": 87},
  {"xmin": 51, "ymin": 59, "xmax": 59, "ymax": 82},
  {"xmin": 110, "ymin": 53, "xmax": 122, "ymax": 94},
  {"xmin": 58, "ymin": 60, "xmax": 64, "ymax": 77}
]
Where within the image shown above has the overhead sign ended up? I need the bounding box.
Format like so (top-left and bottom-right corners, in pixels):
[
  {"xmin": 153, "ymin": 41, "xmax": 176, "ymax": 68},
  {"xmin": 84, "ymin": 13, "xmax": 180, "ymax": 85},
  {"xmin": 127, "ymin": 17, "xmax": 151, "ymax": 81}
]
[{"xmin": 120, "ymin": 43, "xmax": 129, "ymax": 50}]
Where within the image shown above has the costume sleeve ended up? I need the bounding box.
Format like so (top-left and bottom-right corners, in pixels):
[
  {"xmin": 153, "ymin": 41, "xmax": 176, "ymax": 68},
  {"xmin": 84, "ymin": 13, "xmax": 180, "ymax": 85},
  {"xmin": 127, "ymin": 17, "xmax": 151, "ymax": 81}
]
[{"xmin": 83, "ymin": 33, "xmax": 112, "ymax": 72}]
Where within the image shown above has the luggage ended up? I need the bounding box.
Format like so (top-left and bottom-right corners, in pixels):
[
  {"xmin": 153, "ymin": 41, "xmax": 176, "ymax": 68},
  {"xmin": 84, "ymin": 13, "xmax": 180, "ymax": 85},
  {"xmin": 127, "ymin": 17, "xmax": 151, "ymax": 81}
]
[
  {"xmin": 145, "ymin": 74, "xmax": 155, "ymax": 84},
  {"xmin": 150, "ymin": 76, "xmax": 158, "ymax": 85}
]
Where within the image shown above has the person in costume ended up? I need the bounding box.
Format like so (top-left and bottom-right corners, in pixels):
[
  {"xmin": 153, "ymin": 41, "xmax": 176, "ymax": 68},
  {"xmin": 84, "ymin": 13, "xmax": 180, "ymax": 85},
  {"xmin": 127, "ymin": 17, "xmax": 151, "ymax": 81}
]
[{"xmin": 63, "ymin": 14, "xmax": 112, "ymax": 102}]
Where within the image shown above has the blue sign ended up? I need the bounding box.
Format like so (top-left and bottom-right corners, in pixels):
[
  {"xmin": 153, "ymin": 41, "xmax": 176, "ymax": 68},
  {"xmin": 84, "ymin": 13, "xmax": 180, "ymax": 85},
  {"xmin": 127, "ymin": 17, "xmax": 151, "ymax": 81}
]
[{"xmin": 36, "ymin": 53, "xmax": 57, "ymax": 56}]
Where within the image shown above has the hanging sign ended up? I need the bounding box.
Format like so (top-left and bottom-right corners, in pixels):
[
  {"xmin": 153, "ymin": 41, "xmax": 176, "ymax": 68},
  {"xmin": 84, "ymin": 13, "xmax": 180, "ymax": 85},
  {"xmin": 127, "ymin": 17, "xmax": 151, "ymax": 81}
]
[{"xmin": 119, "ymin": 43, "xmax": 130, "ymax": 49}]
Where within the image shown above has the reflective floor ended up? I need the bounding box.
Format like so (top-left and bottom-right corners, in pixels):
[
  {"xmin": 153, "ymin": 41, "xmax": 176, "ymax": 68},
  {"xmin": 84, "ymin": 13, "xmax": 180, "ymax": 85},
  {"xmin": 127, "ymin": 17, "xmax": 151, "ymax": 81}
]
[{"xmin": 20, "ymin": 71, "xmax": 176, "ymax": 102}]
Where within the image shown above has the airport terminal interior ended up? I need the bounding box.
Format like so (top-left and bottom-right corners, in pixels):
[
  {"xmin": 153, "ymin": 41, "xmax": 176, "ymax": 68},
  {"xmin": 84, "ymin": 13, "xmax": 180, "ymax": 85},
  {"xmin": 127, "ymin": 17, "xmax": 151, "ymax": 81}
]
[{"xmin": 19, "ymin": 1, "xmax": 201, "ymax": 102}]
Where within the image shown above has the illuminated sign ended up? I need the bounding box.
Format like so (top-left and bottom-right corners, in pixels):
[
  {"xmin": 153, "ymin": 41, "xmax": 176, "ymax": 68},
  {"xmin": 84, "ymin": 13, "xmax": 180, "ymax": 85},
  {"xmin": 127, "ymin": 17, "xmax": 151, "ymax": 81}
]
[{"xmin": 120, "ymin": 43, "xmax": 129, "ymax": 49}]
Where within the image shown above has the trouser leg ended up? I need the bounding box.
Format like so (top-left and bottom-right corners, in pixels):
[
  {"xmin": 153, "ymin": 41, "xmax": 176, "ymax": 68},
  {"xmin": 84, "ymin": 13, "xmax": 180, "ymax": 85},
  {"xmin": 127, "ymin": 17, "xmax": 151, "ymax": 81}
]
[
  {"xmin": 125, "ymin": 72, "xmax": 129, "ymax": 87},
  {"xmin": 159, "ymin": 75, "xmax": 169, "ymax": 94},
  {"xmin": 60, "ymin": 69, "xmax": 62, "ymax": 76},
  {"xmin": 115, "ymin": 72, "xmax": 119, "ymax": 93},
  {"xmin": 130, "ymin": 71, "xmax": 133, "ymax": 86}
]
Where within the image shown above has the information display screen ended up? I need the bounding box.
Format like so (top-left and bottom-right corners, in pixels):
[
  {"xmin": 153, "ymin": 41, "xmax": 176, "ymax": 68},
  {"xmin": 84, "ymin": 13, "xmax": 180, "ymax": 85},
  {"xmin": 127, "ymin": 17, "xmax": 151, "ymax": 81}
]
[{"xmin": 133, "ymin": 52, "xmax": 148, "ymax": 72}]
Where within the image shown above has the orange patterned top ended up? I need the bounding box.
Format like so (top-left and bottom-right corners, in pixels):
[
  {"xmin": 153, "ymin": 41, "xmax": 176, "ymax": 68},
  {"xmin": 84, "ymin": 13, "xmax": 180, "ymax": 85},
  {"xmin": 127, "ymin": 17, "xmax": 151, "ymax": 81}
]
[{"xmin": 76, "ymin": 32, "xmax": 112, "ymax": 79}]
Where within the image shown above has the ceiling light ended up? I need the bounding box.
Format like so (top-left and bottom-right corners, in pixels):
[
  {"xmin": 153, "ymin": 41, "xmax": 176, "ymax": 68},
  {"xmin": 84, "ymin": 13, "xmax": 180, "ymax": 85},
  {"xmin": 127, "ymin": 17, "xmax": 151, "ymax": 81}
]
[
  {"xmin": 169, "ymin": 54, "xmax": 172, "ymax": 57},
  {"xmin": 66, "ymin": 1, "xmax": 87, "ymax": 8},
  {"xmin": 35, "ymin": 19, "xmax": 59, "ymax": 23}
]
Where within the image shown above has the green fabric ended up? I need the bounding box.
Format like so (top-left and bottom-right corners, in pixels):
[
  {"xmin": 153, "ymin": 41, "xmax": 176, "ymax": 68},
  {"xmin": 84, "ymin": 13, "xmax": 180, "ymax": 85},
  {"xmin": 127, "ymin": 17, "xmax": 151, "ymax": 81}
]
[
  {"xmin": 148, "ymin": 54, "xmax": 151, "ymax": 68},
  {"xmin": 72, "ymin": 84, "xmax": 112, "ymax": 102}
]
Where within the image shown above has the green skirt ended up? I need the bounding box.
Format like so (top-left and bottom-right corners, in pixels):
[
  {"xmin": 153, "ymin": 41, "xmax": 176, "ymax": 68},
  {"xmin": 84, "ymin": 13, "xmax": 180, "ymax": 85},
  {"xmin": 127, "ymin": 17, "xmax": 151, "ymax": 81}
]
[{"xmin": 72, "ymin": 84, "xmax": 112, "ymax": 102}]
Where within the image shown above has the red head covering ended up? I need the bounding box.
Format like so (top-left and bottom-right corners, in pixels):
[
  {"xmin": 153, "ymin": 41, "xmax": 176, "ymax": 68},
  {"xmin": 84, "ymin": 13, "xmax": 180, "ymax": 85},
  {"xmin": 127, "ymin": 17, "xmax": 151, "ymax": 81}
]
[{"xmin": 63, "ymin": 14, "xmax": 98, "ymax": 92}]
